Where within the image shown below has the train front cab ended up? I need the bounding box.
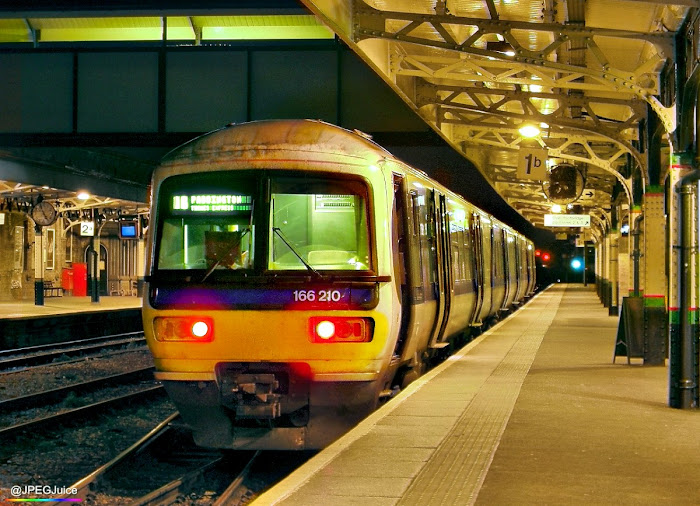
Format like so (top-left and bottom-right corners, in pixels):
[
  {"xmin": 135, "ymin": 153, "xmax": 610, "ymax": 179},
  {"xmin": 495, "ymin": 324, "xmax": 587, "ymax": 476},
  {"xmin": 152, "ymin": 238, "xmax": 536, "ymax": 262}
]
[{"xmin": 143, "ymin": 146, "xmax": 402, "ymax": 450}]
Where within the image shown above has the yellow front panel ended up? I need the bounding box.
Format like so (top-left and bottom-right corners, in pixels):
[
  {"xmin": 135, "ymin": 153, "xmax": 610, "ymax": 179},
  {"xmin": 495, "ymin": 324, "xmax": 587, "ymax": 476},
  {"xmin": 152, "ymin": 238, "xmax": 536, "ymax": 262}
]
[{"xmin": 143, "ymin": 303, "xmax": 392, "ymax": 376}]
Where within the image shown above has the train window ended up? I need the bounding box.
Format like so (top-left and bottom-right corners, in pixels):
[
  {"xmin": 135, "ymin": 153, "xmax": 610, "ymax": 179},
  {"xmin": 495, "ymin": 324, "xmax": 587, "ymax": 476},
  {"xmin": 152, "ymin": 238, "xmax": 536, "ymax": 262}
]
[
  {"xmin": 158, "ymin": 217, "xmax": 254, "ymax": 271},
  {"xmin": 449, "ymin": 207, "xmax": 469, "ymax": 284},
  {"xmin": 409, "ymin": 191, "xmax": 425, "ymax": 303},
  {"xmin": 411, "ymin": 186, "xmax": 434, "ymax": 300},
  {"xmin": 492, "ymin": 228, "xmax": 505, "ymax": 280},
  {"xmin": 155, "ymin": 172, "xmax": 256, "ymax": 272},
  {"xmin": 268, "ymin": 177, "xmax": 370, "ymax": 271},
  {"xmin": 425, "ymin": 192, "xmax": 438, "ymax": 291}
]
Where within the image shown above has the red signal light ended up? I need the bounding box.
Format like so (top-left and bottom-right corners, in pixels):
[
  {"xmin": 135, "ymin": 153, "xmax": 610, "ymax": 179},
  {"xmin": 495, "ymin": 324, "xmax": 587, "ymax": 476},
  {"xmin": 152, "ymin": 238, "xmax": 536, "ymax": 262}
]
[
  {"xmin": 535, "ymin": 249, "xmax": 542, "ymax": 257},
  {"xmin": 541, "ymin": 252, "xmax": 551, "ymax": 262}
]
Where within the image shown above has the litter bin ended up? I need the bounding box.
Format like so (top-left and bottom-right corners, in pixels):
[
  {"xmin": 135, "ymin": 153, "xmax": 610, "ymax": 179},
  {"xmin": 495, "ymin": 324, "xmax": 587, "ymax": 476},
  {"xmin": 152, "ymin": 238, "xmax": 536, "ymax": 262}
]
[{"xmin": 61, "ymin": 267, "xmax": 74, "ymax": 295}]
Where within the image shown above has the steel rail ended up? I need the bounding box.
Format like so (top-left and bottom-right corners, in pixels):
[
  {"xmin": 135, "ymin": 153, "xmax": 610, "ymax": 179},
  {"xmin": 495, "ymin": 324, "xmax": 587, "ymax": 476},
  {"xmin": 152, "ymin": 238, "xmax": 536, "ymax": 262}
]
[
  {"xmin": 0, "ymin": 366, "xmax": 154, "ymax": 412},
  {"xmin": 0, "ymin": 331, "xmax": 143, "ymax": 358},
  {"xmin": 67, "ymin": 413, "xmax": 180, "ymax": 501},
  {"xmin": 0, "ymin": 335, "xmax": 146, "ymax": 370},
  {"xmin": 0, "ymin": 385, "xmax": 165, "ymax": 440},
  {"xmin": 212, "ymin": 450, "xmax": 261, "ymax": 506}
]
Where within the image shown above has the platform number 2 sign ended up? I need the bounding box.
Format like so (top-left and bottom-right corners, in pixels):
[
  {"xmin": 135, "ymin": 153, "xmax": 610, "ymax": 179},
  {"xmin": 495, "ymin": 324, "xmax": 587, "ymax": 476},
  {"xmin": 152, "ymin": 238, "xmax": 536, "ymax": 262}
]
[
  {"xmin": 516, "ymin": 147, "xmax": 548, "ymax": 180},
  {"xmin": 80, "ymin": 221, "xmax": 95, "ymax": 236}
]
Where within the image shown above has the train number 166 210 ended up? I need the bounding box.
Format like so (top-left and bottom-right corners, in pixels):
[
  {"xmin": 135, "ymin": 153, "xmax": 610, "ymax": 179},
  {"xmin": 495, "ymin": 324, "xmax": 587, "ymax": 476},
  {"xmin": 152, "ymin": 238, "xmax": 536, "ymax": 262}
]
[{"xmin": 292, "ymin": 289, "xmax": 343, "ymax": 302}]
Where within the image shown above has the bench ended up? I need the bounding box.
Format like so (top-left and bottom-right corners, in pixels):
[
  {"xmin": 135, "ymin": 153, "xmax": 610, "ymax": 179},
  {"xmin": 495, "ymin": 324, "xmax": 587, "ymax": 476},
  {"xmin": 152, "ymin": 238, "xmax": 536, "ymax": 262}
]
[{"xmin": 43, "ymin": 281, "xmax": 63, "ymax": 297}]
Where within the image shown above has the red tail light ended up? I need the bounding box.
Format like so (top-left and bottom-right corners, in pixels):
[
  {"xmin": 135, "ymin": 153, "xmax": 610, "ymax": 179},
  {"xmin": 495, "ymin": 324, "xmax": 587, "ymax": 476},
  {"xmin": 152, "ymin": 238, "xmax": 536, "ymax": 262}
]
[
  {"xmin": 154, "ymin": 317, "xmax": 214, "ymax": 342},
  {"xmin": 308, "ymin": 317, "xmax": 373, "ymax": 343}
]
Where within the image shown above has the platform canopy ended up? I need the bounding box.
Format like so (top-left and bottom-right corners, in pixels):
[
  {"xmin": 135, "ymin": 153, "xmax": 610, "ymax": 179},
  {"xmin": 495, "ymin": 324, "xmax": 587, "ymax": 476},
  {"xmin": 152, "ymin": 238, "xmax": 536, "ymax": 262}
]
[
  {"xmin": 300, "ymin": 0, "xmax": 691, "ymax": 233},
  {"xmin": 0, "ymin": 0, "xmax": 693, "ymax": 235}
]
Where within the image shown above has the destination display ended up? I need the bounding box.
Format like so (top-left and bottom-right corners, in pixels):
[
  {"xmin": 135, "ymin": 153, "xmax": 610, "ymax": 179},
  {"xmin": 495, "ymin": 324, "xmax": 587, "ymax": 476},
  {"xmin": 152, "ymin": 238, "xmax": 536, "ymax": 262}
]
[{"xmin": 172, "ymin": 194, "xmax": 252, "ymax": 213}]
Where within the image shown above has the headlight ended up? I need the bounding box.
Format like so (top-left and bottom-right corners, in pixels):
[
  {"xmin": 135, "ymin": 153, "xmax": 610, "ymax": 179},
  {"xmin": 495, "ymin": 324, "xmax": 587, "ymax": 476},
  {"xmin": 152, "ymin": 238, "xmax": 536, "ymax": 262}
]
[
  {"xmin": 308, "ymin": 316, "xmax": 373, "ymax": 343},
  {"xmin": 153, "ymin": 317, "xmax": 214, "ymax": 342}
]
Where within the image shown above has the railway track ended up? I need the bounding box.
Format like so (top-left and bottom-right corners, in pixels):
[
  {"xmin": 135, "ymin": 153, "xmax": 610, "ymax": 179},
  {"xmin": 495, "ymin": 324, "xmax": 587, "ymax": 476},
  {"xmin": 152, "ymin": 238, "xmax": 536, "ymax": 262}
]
[
  {"xmin": 67, "ymin": 414, "xmax": 258, "ymax": 505},
  {"xmin": 58, "ymin": 414, "xmax": 317, "ymax": 505},
  {"xmin": 0, "ymin": 383, "xmax": 165, "ymax": 440},
  {"xmin": 0, "ymin": 366, "xmax": 155, "ymax": 412},
  {"xmin": 0, "ymin": 332, "xmax": 146, "ymax": 371}
]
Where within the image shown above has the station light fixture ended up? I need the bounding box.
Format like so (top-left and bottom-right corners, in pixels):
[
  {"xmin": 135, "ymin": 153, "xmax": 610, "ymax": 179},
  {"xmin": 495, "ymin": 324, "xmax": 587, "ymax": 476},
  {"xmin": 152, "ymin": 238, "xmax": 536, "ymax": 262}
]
[
  {"xmin": 77, "ymin": 191, "xmax": 90, "ymax": 200},
  {"xmin": 518, "ymin": 123, "xmax": 541, "ymax": 138}
]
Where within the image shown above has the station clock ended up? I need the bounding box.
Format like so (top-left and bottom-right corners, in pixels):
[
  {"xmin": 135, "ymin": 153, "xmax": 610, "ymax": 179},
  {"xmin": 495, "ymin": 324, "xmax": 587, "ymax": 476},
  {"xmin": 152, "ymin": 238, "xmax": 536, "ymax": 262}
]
[{"xmin": 31, "ymin": 200, "xmax": 58, "ymax": 226}]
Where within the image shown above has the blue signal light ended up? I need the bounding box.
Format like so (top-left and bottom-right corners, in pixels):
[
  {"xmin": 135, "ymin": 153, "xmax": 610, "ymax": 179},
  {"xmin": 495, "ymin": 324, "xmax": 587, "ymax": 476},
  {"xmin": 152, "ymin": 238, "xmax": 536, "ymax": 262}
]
[{"xmin": 570, "ymin": 258, "xmax": 583, "ymax": 271}]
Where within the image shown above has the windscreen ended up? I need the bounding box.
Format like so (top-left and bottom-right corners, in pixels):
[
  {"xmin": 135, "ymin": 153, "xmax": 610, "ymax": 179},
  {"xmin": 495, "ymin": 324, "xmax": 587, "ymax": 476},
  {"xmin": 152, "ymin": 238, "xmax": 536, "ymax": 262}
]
[
  {"xmin": 154, "ymin": 171, "xmax": 372, "ymax": 277},
  {"xmin": 269, "ymin": 177, "xmax": 370, "ymax": 271},
  {"xmin": 156, "ymin": 173, "xmax": 256, "ymax": 272}
]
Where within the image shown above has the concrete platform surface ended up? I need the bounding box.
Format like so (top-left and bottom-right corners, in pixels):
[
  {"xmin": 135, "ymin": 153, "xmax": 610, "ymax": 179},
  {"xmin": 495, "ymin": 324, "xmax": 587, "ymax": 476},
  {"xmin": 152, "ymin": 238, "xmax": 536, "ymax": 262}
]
[
  {"xmin": 0, "ymin": 295, "xmax": 142, "ymax": 319},
  {"xmin": 254, "ymin": 284, "xmax": 700, "ymax": 505}
]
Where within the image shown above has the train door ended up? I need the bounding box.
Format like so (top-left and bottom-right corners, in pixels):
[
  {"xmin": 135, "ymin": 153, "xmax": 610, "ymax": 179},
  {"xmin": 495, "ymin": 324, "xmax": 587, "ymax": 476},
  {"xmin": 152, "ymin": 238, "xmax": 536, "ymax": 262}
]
[
  {"xmin": 513, "ymin": 236, "xmax": 525, "ymax": 302},
  {"xmin": 428, "ymin": 190, "xmax": 453, "ymax": 348},
  {"xmin": 391, "ymin": 174, "xmax": 412, "ymax": 358},
  {"xmin": 480, "ymin": 218, "xmax": 494, "ymax": 319},
  {"xmin": 470, "ymin": 213, "xmax": 486, "ymax": 325},
  {"xmin": 527, "ymin": 244, "xmax": 537, "ymax": 295},
  {"xmin": 502, "ymin": 230, "xmax": 518, "ymax": 309},
  {"xmin": 491, "ymin": 226, "xmax": 507, "ymax": 312},
  {"xmin": 515, "ymin": 238, "xmax": 529, "ymax": 301}
]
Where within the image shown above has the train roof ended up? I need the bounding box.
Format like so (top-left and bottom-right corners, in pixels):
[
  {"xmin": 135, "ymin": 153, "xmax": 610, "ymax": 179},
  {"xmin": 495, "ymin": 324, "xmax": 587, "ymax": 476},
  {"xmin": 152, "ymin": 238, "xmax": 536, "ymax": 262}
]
[
  {"xmin": 157, "ymin": 119, "xmax": 530, "ymax": 242},
  {"xmin": 160, "ymin": 119, "xmax": 395, "ymax": 166}
]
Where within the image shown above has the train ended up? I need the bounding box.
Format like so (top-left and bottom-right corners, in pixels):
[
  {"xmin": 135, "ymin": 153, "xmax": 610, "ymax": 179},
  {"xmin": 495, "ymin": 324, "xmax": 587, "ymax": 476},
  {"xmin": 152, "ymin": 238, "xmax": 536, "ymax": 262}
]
[{"xmin": 142, "ymin": 119, "xmax": 536, "ymax": 450}]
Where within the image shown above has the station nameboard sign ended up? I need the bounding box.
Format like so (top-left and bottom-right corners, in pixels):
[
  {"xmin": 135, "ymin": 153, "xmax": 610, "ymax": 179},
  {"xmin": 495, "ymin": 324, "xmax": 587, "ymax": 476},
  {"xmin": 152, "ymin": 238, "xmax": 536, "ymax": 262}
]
[{"xmin": 544, "ymin": 214, "xmax": 590, "ymax": 227}]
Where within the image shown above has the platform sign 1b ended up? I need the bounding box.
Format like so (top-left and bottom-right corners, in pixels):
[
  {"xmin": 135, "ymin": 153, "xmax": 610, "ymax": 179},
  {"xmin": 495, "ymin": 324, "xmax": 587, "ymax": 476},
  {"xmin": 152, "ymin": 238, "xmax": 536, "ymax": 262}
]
[{"xmin": 517, "ymin": 147, "xmax": 548, "ymax": 180}]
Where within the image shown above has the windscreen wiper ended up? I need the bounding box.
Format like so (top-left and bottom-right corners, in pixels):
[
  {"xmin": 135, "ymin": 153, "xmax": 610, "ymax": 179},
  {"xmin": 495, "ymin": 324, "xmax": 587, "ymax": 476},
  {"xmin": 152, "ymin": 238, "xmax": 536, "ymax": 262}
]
[
  {"xmin": 272, "ymin": 227, "xmax": 323, "ymax": 278},
  {"xmin": 201, "ymin": 229, "xmax": 249, "ymax": 283}
]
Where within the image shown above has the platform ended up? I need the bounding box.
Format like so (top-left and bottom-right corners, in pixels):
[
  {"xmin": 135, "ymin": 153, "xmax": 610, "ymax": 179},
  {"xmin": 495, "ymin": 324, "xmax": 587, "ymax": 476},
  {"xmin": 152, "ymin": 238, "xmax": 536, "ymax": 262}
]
[
  {"xmin": 0, "ymin": 296, "xmax": 143, "ymax": 350},
  {"xmin": 255, "ymin": 284, "xmax": 700, "ymax": 505},
  {"xmin": 0, "ymin": 295, "xmax": 141, "ymax": 320}
]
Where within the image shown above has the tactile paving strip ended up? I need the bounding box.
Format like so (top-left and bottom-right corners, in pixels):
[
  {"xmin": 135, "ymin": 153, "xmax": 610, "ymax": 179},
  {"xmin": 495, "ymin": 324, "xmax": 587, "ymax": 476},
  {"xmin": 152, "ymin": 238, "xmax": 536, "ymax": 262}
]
[{"xmin": 398, "ymin": 289, "xmax": 564, "ymax": 505}]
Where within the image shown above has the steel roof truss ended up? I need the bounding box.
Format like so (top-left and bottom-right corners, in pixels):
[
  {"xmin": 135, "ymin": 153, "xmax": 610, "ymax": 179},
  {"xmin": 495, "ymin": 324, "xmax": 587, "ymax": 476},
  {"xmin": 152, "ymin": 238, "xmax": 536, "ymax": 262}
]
[{"xmin": 357, "ymin": 1, "xmax": 675, "ymax": 131}]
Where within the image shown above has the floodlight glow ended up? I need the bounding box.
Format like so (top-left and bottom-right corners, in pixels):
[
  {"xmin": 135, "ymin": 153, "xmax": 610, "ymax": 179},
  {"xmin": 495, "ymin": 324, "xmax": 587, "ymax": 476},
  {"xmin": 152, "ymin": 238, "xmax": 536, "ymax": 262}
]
[{"xmin": 518, "ymin": 124, "xmax": 540, "ymax": 138}]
